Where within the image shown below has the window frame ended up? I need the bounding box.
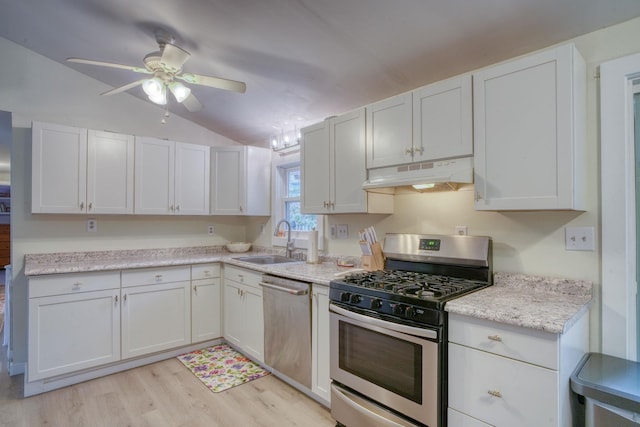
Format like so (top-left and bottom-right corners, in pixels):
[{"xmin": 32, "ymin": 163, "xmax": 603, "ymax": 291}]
[{"xmin": 271, "ymin": 152, "xmax": 324, "ymax": 251}]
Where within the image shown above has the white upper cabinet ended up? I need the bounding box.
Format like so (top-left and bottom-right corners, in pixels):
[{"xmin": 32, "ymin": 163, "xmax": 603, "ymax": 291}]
[
  {"xmin": 210, "ymin": 146, "xmax": 271, "ymax": 215},
  {"xmin": 302, "ymin": 109, "xmax": 393, "ymax": 214},
  {"xmin": 366, "ymin": 92, "xmax": 413, "ymax": 168},
  {"xmin": 134, "ymin": 137, "xmax": 210, "ymax": 215},
  {"xmin": 301, "ymin": 121, "xmax": 330, "ymax": 213},
  {"xmin": 87, "ymin": 130, "xmax": 135, "ymax": 214},
  {"xmin": 413, "ymin": 75, "xmax": 472, "ymax": 161},
  {"xmin": 32, "ymin": 122, "xmax": 134, "ymax": 214},
  {"xmin": 174, "ymin": 142, "xmax": 211, "ymax": 215},
  {"xmin": 473, "ymin": 43, "xmax": 586, "ymax": 210}
]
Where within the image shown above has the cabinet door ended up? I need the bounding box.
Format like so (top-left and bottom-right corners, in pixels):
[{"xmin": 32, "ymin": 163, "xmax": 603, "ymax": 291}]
[
  {"xmin": 301, "ymin": 121, "xmax": 330, "ymax": 214},
  {"xmin": 134, "ymin": 137, "xmax": 175, "ymax": 214},
  {"xmin": 174, "ymin": 142, "xmax": 210, "ymax": 215},
  {"xmin": 331, "ymin": 108, "xmax": 367, "ymax": 213},
  {"xmin": 192, "ymin": 277, "xmax": 221, "ymax": 342},
  {"xmin": 242, "ymin": 285, "xmax": 264, "ymax": 362},
  {"xmin": 366, "ymin": 92, "xmax": 413, "ymax": 168},
  {"xmin": 244, "ymin": 146, "xmax": 271, "ymax": 215},
  {"xmin": 31, "ymin": 121, "xmax": 87, "ymax": 213},
  {"xmin": 473, "ymin": 44, "xmax": 585, "ymax": 210},
  {"xmin": 312, "ymin": 285, "xmax": 330, "ymax": 403},
  {"xmin": 28, "ymin": 289, "xmax": 120, "ymax": 380},
  {"xmin": 121, "ymin": 281, "xmax": 191, "ymax": 359},
  {"xmin": 413, "ymin": 75, "xmax": 472, "ymax": 161},
  {"xmin": 210, "ymin": 147, "xmax": 244, "ymax": 215},
  {"xmin": 87, "ymin": 130, "xmax": 135, "ymax": 214},
  {"xmin": 223, "ymin": 281, "xmax": 244, "ymax": 347}
]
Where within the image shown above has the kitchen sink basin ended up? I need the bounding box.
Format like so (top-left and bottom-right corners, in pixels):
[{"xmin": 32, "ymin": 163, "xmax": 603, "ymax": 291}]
[{"xmin": 233, "ymin": 255, "xmax": 298, "ymax": 265}]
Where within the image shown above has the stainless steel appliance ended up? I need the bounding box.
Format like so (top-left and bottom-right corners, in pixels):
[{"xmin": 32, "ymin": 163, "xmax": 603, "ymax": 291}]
[
  {"xmin": 329, "ymin": 233, "xmax": 492, "ymax": 427},
  {"xmin": 261, "ymin": 274, "xmax": 312, "ymax": 388}
]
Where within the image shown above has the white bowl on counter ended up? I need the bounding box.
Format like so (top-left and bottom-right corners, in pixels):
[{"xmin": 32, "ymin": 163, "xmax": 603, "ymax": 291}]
[{"xmin": 226, "ymin": 242, "xmax": 252, "ymax": 253}]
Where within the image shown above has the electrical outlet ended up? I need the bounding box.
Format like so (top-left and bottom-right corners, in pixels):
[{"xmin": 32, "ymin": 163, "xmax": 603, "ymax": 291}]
[
  {"xmin": 207, "ymin": 225, "xmax": 215, "ymax": 235},
  {"xmin": 330, "ymin": 225, "xmax": 337, "ymax": 238},
  {"xmin": 455, "ymin": 226, "xmax": 468, "ymax": 236},
  {"xmin": 87, "ymin": 219, "xmax": 97, "ymax": 232},
  {"xmin": 565, "ymin": 226, "xmax": 595, "ymax": 251},
  {"xmin": 337, "ymin": 224, "xmax": 349, "ymax": 239}
]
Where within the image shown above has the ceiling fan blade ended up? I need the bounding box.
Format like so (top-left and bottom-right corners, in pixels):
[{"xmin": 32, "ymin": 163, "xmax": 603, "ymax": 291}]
[
  {"xmin": 67, "ymin": 58, "xmax": 151, "ymax": 74},
  {"xmin": 181, "ymin": 93, "xmax": 203, "ymax": 112},
  {"xmin": 161, "ymin": 43, "xmax": 190, "ymax": 71},
  {"xmin": 100, "ymin": 79, "xmax": 147, "ymax": 96},
  {"xmin": 178, "ymin": 73, "xmax": 246, "ymax": 94}
]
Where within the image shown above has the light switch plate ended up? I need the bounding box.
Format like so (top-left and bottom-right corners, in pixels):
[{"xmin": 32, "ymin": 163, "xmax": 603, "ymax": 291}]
[{"xmin": 565, "ymin": 226, "xmax": 595, "ymax": 251}]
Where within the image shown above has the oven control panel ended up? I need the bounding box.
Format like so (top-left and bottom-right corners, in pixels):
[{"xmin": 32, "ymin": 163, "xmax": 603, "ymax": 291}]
[{"xmin": 330, "ymin": 286, "xmax": 443, "ymax": 326}]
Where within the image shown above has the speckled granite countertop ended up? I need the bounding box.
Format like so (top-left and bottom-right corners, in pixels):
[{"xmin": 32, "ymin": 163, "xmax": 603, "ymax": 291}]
[
  {"xmin": 25, "ymin": 248, "xmax": 593, "ymax": 333},
  {"xmin": 445, "ymin": 272, "xmax": 593, "ymax": 334},
  {"xmin": 24, "ymin": 246, "xmax": 362, "ymax": 286}
]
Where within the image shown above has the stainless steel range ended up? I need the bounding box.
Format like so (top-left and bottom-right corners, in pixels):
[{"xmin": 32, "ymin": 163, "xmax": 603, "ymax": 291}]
[{"xmin": 329, "ymin": 233, "xmax": 492, "ymax": 427}]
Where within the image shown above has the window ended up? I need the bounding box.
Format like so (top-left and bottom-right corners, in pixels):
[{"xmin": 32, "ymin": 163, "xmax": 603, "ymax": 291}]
[
  {"xmin": 282, "ymin": 166, "xmax": 317, "ymax": 231},
  {"xmin": 272, "ymin": 153, "xmax": 324, "ymax": 250}
]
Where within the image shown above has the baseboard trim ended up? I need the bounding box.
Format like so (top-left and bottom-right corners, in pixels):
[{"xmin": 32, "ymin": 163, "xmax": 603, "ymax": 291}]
[{"xmin": 23, "ymin": 338, "xmax": 222, "ymax": 397}]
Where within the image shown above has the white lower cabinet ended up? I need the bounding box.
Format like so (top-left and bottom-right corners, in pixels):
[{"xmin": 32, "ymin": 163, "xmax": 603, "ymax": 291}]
[
  {"xmin": 311, "ymin": 284, "xmax": 330, "ymax": 403},
  {"xmin": 191, "ymin": 263, "xmax": 222, "ymax": 342},
  {"xmin": 27, "ymin": 272, "xmax": 121, "ymax": 381},
  {"xmin": 121, "ymin": 267, "xmax": 191, "ymax": 359},
  {"xmin": 447, "ymin": 313, "xmax": 589, "ymax": 427},
  {"xmin": 223, "ymin": 265, "xmax": 264, "ymax": 362}
]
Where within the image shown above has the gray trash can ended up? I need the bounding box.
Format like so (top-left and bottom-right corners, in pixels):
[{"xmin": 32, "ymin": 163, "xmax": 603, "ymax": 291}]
[{"xmin": 571, "ymin": 352, "xmax": 640, "ymax": 427}]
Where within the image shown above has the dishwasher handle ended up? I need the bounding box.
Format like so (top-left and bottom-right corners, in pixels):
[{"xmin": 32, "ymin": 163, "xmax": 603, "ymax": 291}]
[{"xmin": 259, "ymin": 280, "xmax": 309, "ymax": 295}]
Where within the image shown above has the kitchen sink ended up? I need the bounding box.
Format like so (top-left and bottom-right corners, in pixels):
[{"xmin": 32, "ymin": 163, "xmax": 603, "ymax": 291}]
[{"xmin": 233, "ymin": 255, "xmax": 299, "ymax": 265}]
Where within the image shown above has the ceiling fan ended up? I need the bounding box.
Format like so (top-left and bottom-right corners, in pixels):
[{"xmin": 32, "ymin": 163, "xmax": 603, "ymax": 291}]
[{"xmin": 67, "ymin": 35, "xmax": 246, "ymax": 113}]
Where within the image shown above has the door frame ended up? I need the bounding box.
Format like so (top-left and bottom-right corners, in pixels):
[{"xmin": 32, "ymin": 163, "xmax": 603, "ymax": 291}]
[{"xmin": 601, "ymin": 52, "xmax": 640, "ymax": 360}]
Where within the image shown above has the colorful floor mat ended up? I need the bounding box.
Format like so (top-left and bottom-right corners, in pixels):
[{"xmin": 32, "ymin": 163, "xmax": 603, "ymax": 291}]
[{"xmin": 177, "ymin": 344, "xmax": 270, "ymax": 393}]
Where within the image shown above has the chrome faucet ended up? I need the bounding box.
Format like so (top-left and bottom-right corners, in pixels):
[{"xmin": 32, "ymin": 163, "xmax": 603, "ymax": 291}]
[{"xmin": 274, "ymin": 219, "xmax": 295, "ymax": 258}]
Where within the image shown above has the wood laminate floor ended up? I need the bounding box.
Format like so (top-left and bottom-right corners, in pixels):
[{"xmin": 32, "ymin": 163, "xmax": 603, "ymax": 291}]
[{"xmin": 0, "ymin": 349, "xmax": 336, "ymax": 427}]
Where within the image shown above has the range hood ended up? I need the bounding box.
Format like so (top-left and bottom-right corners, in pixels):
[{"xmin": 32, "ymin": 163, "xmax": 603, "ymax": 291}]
[{"xmin": 363, "ymin": 156, "xmax": 473, "ymax": 192}]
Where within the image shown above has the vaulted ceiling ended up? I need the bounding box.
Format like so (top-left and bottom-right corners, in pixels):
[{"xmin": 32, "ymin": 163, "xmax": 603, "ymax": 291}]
[{"xmin": 2, "ymin": 0, "xmax": 640, "ymax": 145}]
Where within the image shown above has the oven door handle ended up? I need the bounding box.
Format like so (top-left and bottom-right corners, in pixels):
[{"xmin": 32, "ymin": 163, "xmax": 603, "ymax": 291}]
[{"xmin": 329, "ymin": 303, "xmax": 438, "ymax": 340}]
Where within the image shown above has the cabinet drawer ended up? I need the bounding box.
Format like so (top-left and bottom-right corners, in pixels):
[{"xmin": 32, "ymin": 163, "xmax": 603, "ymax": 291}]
[
  {"xmin": 121, "ymin": 266, "xmax": 190, "ymax": 287},
  {"xmin": 224, "ymin": 265, "xmax": 262, "ymax": 288},
  {"xmin": 449, "ymin": 343, "xmax": 558, "ymax": 427},
  {"xmin": 448, "ymin": 313, "xmax": 558, "ymax": 369},
  {"xmin": 447, "ymin": 408, "xmax": 492, "ymax": 427},
  {"xmin": 29, "ymin": 271, "xmax": 120, "ymax": 298},
  {"xmin": 192, "ymin": 263, "xmax": 220, "ymax": 280}
]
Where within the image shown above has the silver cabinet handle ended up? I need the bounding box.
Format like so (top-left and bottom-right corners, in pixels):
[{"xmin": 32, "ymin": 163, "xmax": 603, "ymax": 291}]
[
  {"xmin": 475, "ymin": 192, "xmax": 483, "ymax": 202},
  {"xmin": 176, "ymin": 205, "xmax": 180, "ymax": 212},
  {"xmin": 88, "ymin": 202, "xmax": 93, "ymax": 211},
  {"xmin": 72, "ymin": 282, "xmax": 82, "ymax": 290},
  {"xmin": 488, "ymin": 335, "xmax": 502, "ymax": 342},
  {"xmin": 123, "ymin": 294, "xmax": 127, "ymax": 302},
  {"xmin": 413, "ymin": 146, "xmax": 424, "ymax": 155},
  {"xmin": 114, "ymin": 295, "xmax": 118, "ymax": 304},
  {"xmin": 193, "ymin": 284, "xmax": 198, "ymax": 295},
  {"xmin": 405, "ymin": 148, "xmax": 413, "ymax": 154},
  {"xmin": 80, "ymin": 202, "xmax": 85, "ymax": 211},
  {"xmin": 487, "ymin": 390, "xmax": 502, "ymax": 398}
]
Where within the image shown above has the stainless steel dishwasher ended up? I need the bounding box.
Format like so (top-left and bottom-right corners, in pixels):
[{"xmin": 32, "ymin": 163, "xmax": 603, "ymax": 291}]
[{"xmin": 260, "ymin": 274, "xmax": 312, "ymax": 388}]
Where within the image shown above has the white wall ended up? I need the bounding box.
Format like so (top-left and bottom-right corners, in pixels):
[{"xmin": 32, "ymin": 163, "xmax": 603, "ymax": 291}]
[
  {"xmin": 0, "ymin": 36, "xmax": 252, "ymax": 364},
  {"xmin": 253, "ymin": 17, "xmax": 640, "ymax": 353},
  {"xmin": 5, "ymin": 15, "xmax": 640, "ymax": 366}
]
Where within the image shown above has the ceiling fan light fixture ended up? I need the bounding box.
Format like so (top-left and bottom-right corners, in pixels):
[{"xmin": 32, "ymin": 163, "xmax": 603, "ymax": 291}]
[
  {"xmin": 169, "ymin": 81, "xmax": 191, "ymax": 103},
  {"xmin": 148, "ymin": 85, "xmax": 167, "ymax": 105},
  {"xmin": 142, "ymin": 77, "xmax": 164, "ymax": 97}
]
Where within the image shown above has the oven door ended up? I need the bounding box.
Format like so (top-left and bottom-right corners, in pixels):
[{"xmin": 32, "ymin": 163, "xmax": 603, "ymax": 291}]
[{"xmin": 329, "ymin": 303, "xmax": 440, "ymax": 427}]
